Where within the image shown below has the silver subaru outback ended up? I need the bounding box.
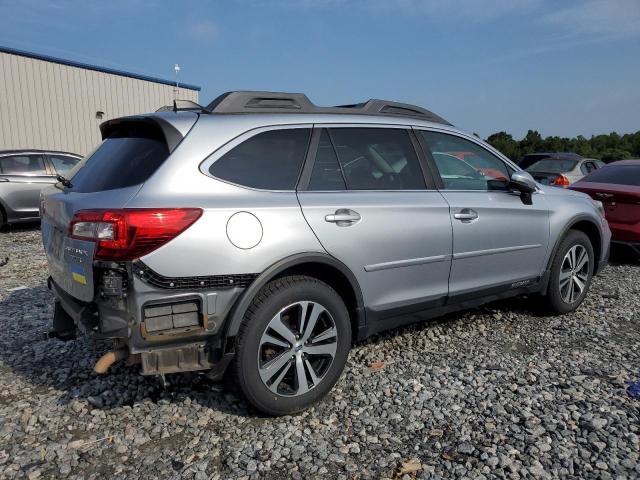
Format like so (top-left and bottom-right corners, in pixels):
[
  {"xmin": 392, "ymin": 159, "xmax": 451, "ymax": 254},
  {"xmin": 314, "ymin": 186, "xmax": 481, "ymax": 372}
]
[{"xmin": 41, "ymin": 91, "xmax": 610, "ymax": 415}]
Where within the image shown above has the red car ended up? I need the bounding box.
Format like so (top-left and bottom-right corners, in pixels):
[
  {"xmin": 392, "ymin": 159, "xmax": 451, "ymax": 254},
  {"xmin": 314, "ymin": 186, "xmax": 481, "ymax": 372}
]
[{"xmin": 569, "ymin": 160, "xmax": 640, "ymax": 255}]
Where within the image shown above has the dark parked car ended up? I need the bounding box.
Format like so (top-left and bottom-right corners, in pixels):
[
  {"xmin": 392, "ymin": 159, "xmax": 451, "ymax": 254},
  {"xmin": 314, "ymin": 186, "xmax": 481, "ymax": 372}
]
[
  {"xmin": 0, "ymin": 150, "xmax": 81, "ymax": 226},
  {"xmin": 518, "ymin": 152, "xmax": 582, "ymax": 170},
  {"xmin": 569, "ymin": 160, "xmax": 640, "ymax": 255}
]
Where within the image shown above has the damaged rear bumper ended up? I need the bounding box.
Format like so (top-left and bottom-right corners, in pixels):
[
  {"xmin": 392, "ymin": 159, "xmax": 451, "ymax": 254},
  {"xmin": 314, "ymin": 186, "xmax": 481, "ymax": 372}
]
[{"xmin": 48, "ymin": 263, "xmax": 248, "ymax": 378}]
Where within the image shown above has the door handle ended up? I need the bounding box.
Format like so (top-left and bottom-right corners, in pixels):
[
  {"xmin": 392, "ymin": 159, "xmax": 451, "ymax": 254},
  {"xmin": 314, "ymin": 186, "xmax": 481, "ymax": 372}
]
[
  {"xmin": 0, "ymin": 178, "xmax": 9, "ymax": 182},
  {"xmin": 595, "ymin": 192, "xmax": 613, "ymax": 199},
  {"xmin": 454, "ymin": 208, "xmax": 478, "ymax": 222},
  {"xmin": 325, "ymin": 209, "xmax": 361, "ymax": 226}
]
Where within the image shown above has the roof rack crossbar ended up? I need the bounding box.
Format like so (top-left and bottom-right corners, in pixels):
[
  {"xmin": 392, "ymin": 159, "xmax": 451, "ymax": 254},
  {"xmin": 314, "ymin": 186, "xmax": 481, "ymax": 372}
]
[{"xmin": 204, "ymin": 91, "xmax": 452, "ymax": 125}]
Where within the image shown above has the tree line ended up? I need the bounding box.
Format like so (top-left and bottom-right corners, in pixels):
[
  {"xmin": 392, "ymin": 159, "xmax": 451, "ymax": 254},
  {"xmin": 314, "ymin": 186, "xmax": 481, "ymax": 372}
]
[{"xmin": 484, "ymin": 130, "xmax": 640, "ymax": 163}]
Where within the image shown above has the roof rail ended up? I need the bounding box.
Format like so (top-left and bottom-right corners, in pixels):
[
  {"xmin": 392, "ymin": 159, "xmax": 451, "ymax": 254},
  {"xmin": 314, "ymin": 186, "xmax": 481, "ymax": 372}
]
[
  {"xmin": 156, "ymin": 99, "xmax": 211, "ymax": 114},
  {"xmin": 205, "ymin": 91, "xmax": 451, "ymax": 125}
]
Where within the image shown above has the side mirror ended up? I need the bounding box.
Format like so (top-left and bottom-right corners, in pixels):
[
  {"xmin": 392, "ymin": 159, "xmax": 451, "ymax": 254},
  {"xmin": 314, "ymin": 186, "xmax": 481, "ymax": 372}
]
[
  {"xmin": 510, "ymin": 171, "xmax": 537, "ymax": 205},
  {"xmin": 510, "ymin": 171, "xmax": 537, "ymax": 193}
]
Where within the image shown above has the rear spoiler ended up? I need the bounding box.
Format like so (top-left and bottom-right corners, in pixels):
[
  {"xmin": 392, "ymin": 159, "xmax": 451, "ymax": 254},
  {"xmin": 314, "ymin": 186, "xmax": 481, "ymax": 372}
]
[{"xmin": 99, "ymin": 115, "xmax": 195, "ymax": 153}]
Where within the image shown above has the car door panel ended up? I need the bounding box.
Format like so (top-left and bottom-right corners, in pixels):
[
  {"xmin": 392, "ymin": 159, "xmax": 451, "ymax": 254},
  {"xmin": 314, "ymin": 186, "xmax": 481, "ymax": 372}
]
[
  {"xmin": 297, "ymin": 126, "xmax": 453, "ymax": 324},
  {"xmin": 416, "ymin": 129, "xmax": 551, "ymax": 298},
  {"xmin": 298, "ymin": 191, "xmax": 453, "ymax": 312},
  {"xmin": 0, "ymin": 155, "xmax": 55, "ymax": 219},
  {"xmin": 0, "ymin": 175, "xmax": 55, "ymax": 218},
  {"xmin": 442, "ymin": 190, "xmax": 549, "ymax": 297}
]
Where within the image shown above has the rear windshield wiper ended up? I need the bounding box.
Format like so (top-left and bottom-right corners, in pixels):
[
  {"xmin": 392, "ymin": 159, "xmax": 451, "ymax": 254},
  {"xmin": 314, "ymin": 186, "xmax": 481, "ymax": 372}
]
[{"xmin": 56, "ymin": 175, "xmax": 73, "ymax": 188}]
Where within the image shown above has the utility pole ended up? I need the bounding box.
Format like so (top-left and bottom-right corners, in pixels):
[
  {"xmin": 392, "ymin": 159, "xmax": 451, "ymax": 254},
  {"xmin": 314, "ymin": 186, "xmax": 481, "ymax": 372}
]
[{"xmin": 174, "ymin": 64, "xmax": 180, "ymax": 100}]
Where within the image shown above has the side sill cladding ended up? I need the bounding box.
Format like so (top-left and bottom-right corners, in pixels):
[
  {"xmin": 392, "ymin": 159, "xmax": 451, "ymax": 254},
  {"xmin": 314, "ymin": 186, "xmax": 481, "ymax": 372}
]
[{"xmin": 222, "ymin": 253, "xmax": 367, "ymax": 342}]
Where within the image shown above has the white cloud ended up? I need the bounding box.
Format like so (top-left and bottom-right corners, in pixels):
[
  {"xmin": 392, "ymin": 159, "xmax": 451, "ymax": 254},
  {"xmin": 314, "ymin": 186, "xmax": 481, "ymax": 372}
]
[
  {"xmin": 188, "ymin": 20, "xmax": 220, "ymax": 40},
  {"xmin": 376, "ymin": 0, "xmax": 540, "ymax": 20},
  {"xmin": 244, "ymin": 0, "xmax": 540, "ymax": 20},
  {"xmin": 486, "ymin": 0, "xmax": 640, "ymax": 64},
  {"xmin": 544, "ymin": 0, "xmax": 640, "ymax": 39}
]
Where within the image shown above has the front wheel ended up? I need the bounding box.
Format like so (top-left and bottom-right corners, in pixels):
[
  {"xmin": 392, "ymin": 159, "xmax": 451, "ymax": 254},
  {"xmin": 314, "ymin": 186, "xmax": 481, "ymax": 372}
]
[
  {"xmin": 233, "ymin": 275, "xmax": 352, "ymax": 416},
  {"xmin": 544, "ymin": 230, "xmax": 594, "ymax": 314}
]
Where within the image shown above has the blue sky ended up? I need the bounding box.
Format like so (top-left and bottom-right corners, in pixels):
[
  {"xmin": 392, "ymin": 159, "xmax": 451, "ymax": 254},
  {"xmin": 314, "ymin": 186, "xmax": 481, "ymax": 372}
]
[{"xmin": 1, "ymin": 0, "xmax": 639, "ymax": 139}]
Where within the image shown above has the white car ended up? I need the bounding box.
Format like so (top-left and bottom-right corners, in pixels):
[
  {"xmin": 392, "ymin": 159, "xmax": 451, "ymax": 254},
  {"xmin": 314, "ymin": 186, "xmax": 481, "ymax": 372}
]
[{"xmin": 526, "ymin": 157, "xmax": 605, "ymax": 187}]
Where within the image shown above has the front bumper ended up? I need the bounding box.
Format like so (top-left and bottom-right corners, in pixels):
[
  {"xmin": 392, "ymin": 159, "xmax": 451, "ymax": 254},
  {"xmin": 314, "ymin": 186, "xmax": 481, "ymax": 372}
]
[{"xmin": 598, "ymin": 241, "xmax": 610, "ymax": 273}]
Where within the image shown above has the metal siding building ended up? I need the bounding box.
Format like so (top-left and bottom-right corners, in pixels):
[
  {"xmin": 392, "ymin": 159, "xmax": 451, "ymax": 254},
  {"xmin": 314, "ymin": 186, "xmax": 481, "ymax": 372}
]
[{"xmin": 0, "ymin": 46, "xmax": 200, "ymax": 155}]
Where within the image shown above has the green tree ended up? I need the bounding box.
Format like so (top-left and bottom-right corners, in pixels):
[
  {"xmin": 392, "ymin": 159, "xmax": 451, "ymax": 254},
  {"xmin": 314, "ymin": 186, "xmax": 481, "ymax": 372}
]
[
  {"xmin": 485, "ymin": 129, "xmax": 639, "ymax": 163},
  {"xmin": 519, "ymin": 130, "xmax": 543, "ymax": 155},
  {"xmin": 486, "ymin": 131, "xmax": 519, "ymax": 160}
]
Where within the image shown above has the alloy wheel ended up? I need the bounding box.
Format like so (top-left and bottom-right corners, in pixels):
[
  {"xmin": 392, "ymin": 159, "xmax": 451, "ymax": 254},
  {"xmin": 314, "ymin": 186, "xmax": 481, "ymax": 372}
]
[
  {"xmin": 257, "ymin": 301, "xmax": 337, "ymax": 396},
  {"xmin": 559, "ymin": 244, "xmax": 590, "ymax": 303}
]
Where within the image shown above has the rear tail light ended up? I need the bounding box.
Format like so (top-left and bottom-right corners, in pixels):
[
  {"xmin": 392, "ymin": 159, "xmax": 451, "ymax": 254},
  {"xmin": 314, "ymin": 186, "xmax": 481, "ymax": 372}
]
[
  {"xmin": 70, "ymin": 208, "xmax": 202, "ymax": 260},
  {"xmin": 552, "ymin": 175, "xmax": 571, "ymax": 187}
]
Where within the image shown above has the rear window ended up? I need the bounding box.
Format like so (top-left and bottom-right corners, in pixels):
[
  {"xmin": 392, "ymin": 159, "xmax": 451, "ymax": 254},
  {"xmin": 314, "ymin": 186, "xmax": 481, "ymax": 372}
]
[
  {"xmin": 68, "ymin": 122, "xmax": 169, "ymax": 193},
  {"xmin": 581, "ymin": 165, "xmax": 640, "ymax": 186},
  {"xmin": 518, "ymin": 154, "xmax": 550, "ymax": 169},
  {"xmin": 209, "ymin": 128, "xmax": 311, "ymax": 190},
  {"xmin": 527, "ymin": 159, "xmax": 578, "ymax": 173}
]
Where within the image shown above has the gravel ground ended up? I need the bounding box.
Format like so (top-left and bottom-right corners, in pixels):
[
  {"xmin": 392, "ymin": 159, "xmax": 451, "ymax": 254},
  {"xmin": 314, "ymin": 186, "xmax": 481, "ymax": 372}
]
[{"xmin": 0, "ymin": 226, "xmax": 639, "ymax": 480}]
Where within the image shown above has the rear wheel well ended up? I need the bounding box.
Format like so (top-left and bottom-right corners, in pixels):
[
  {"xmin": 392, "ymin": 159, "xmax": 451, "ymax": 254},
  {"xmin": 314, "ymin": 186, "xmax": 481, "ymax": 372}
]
[
  {"xmin": 274, "ymin": 262, "xmax": 361, "ymax": 340},
  {"xmin": 569, "ymin": 220, "xmax": 602, "ymax": 273}
]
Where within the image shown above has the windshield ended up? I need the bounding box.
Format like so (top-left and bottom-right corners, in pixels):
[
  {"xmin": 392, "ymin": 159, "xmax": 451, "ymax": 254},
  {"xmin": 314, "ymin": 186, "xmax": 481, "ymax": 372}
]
[
  {"xmin": 581, "ymin": 165, "xmax": 640, "ymax": 186},
  {"xmin": 527, "ymin": 159, "xmax": 578, "ymax": 173}
]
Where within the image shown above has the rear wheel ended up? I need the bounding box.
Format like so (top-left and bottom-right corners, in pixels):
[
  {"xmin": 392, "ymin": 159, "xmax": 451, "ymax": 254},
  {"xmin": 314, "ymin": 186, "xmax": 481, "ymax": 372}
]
[
  {"xmin": 234, "ymin": 275, "xmax": 351, "ymax": 415},
  {"xmin": 544, "ymin": 230, "xmax": 594, "ymax": 314}
]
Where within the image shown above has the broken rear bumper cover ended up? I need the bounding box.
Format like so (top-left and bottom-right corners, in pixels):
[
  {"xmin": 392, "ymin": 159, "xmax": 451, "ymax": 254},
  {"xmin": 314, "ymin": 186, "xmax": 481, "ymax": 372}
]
[{"xmin": 48, "ymin": 262, "xmax": 257, "ymax": 378}]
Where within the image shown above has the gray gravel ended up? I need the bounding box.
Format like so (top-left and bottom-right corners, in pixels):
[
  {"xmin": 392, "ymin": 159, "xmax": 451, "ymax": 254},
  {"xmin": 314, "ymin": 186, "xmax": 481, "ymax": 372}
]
[{"xmin": 1, "ymin": 226, "xmax": 639, "ymax": 479}]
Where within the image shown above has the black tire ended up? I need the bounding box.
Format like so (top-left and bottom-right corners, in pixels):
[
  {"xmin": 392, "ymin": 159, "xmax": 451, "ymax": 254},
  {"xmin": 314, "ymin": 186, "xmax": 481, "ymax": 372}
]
[
  {"xmin": 544, "ymin": 230, "xmax": 594, "ymax": 314},
  {"xmin": 52, "ymin": 302, "xmax": 77, "ymax": 340},
  {"xmin": 233, "ymin": 275, "xmax": 351, "ymax": 416}
]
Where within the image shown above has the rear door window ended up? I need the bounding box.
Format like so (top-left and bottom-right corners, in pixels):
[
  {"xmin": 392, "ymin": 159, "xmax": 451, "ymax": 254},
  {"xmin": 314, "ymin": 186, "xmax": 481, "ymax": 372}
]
[
  {"xmin": 68, "ymin": 122, "xmax": 170, "ymax": 193},
  {"xmin": 0, "ymin": 155, "xmax": 47, "ymax": 175},
  {"xmin": 48, "ymin": 154, "xmax": 80, "ymax": 176},
  {"xmin": 209, "ymin": 128, "xmax": 311, "ymax": 190},
  {"xmin": 308, "ymin": 128, "xmax": 425, "ymax": 191},
  {"xmin": 528, "ymin": 159, "xmax": 578, "ymax": 173}
]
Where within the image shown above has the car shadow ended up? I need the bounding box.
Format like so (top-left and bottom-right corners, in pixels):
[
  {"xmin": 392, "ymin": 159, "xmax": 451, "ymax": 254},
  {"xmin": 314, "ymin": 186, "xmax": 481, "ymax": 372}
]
[
  {"xmin": 0, "ymin": 284, "xmax": 257, "ymax": 417},
  {"xmin": 609, "ymin": 244, "xmax": 640, "ymax": 266},
  {"xmin": 0, "ymin": 220, "xmax": 41, "ymax": 232},
  {"xmin": 355, "ymin": 293, "xmax": 549, "ymax": 350}
]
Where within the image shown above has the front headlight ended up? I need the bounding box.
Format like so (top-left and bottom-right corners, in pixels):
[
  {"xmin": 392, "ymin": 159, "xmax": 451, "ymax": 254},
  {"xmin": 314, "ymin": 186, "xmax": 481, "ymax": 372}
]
[{"xmin": 591, "ymin": 199, "xmax": 605, "ymax": 218}]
